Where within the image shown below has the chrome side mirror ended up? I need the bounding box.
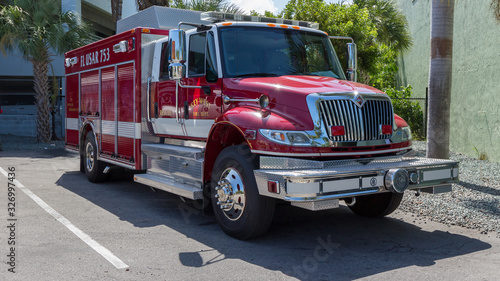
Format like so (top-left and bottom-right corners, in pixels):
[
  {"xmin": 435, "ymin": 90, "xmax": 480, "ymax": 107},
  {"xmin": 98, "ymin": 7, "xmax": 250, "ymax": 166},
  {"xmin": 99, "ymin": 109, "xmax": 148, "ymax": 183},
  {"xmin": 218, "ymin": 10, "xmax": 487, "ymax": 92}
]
[
  {"xmin": 168, "ymin": 29, "xmax": 186, "ymax": 80},
  {"xmin": 346, "ymin": 42, "xmax": 357, "ymax": 82}
]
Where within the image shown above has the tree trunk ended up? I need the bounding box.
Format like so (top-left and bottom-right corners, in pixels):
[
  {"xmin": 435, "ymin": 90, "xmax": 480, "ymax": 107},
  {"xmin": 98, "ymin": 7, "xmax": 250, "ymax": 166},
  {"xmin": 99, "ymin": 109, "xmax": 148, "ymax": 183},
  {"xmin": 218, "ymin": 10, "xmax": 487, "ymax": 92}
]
[
  {"xmin": 137, "ymin": 0, "xmax": 169, "ymax": 11},
  {"xmin": 426, "ymin": 0, "xmax": 454, "ymax": 159},
  {"xmin": 32, "ymin": 56, "xmax": 52, "ymax": 143},
  {"xmin": 112, "ymin": 0, "xmax": 123, "ymax": 22}
]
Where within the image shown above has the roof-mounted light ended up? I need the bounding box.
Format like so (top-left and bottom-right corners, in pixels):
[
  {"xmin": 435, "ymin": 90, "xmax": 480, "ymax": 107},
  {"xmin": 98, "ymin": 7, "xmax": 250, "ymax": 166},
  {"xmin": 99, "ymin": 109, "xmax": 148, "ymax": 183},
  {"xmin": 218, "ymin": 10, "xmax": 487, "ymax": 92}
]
[{"xmin": 200, "ymin": 11, "xmax": 319, "ymax": 29}]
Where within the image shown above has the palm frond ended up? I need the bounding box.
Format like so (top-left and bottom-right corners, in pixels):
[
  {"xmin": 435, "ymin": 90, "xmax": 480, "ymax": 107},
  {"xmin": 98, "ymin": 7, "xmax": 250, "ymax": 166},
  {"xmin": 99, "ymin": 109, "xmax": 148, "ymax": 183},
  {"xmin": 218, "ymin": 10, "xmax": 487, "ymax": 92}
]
[
  {"xmin": 353, "ymin": 0, "xmax": 413, "ymax": 52},
  {"xmin": 171, "ymin": 0, "xmax": 243, "ymax": 13}
]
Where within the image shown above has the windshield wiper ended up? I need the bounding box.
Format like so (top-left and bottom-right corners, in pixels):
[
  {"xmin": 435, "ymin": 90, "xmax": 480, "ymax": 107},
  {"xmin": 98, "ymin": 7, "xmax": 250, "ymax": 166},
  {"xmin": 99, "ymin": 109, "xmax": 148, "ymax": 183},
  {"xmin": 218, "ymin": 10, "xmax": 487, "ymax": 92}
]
[{"xmin": 235, "ymin": 73, "xmax": 278, "ymax": 78}]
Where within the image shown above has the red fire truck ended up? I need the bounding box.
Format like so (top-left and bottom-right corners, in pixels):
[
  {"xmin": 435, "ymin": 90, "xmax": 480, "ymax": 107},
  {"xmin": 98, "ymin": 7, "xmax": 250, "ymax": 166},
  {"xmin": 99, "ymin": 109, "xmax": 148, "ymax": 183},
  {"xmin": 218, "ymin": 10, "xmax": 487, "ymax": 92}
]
[{"xmin": 65, "ymin": 8, "xmax": 459, "ymax": 239}]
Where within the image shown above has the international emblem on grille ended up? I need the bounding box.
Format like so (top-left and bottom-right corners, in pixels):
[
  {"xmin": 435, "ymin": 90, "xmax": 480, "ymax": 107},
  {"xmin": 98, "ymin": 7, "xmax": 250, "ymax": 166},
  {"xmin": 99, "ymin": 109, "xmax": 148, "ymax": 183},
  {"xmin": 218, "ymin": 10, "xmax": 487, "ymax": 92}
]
[
  {"xmin": 352, "ymin": 93, "xmax": 365, "ymax": 108},
  {"xmin": 370, "ymin": 177, "xmax": 377, "ymax": 187}
]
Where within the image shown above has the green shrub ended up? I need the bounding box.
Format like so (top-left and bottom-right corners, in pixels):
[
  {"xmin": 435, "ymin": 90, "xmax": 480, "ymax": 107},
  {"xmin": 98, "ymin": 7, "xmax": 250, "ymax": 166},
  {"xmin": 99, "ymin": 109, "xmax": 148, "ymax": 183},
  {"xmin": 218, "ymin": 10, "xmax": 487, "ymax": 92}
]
[{"xmin": 384, "ymin": 85, "xmax": 425, "ymax": 140}]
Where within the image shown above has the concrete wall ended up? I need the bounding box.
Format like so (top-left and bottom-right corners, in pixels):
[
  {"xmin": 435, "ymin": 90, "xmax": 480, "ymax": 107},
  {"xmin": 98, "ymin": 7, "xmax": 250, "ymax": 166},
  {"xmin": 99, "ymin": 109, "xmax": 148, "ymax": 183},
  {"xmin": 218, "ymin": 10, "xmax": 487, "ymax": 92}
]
[
  {"xmin": 0, "ymin": 115, "xmax": 37, "ymax": 137},
  {"xmin": 122, "ymin": 0, "xmax": 138, "ymax": 19},
  {"xmin": 85, "ymin": 0, "xmax": 111, "ymax": 13},
  {"xmin": 396, "ymin": 0, "xmax": 500, "ymax": 162},
  {"xmin": 0, "ymin": 115, "xmax": 63, "ymax": 138},
  {"xmin": 0, "ymin": 50, "xmax": 65, "ymax": 77}
]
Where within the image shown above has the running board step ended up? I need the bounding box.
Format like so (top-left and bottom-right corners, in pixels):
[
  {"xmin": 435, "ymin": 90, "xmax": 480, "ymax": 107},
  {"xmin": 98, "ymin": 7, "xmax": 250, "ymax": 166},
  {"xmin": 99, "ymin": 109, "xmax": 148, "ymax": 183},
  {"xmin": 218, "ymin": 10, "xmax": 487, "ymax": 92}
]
[
  {"xmin": 134, "ymin": 173, "xmax": 203, "ymax": 200},
  {"xmin": 141, "ymin": 143, "xmax": 204, "ymax": 187},
  {"xmin": 141, "ymin": 143, "xmax": 204, "ymax": 160}
]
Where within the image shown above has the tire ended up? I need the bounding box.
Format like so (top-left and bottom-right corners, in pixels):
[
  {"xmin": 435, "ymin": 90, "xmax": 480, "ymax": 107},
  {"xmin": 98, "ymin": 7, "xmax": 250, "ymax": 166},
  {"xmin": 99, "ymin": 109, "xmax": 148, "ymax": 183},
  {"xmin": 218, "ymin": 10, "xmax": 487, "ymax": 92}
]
[
  {"xmin": 84, "ymin": 132, "xmax": 107, "ymax": 183},
  {"xmin": 211, "ymin": 145, "xmax": 275, "ymax": 240},
  {"xmin": 347, "ymin": 192, "xmax": 404, "ymax": 217},
  {"xmin": 79, "ymin": 155, "xmax": 85, "ymax": 173}
]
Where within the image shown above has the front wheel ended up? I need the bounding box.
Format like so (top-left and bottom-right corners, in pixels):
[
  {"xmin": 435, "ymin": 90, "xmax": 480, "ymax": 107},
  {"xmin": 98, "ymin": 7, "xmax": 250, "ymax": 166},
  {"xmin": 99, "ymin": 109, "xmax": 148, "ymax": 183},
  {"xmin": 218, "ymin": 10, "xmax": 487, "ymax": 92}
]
[
  {"xmin": 211, "ymin": 145, "xmax": 275, "ymax": 240},
  {"xmin": 347, "ymin": 192, "xmax": 404, "ymax": 217}
]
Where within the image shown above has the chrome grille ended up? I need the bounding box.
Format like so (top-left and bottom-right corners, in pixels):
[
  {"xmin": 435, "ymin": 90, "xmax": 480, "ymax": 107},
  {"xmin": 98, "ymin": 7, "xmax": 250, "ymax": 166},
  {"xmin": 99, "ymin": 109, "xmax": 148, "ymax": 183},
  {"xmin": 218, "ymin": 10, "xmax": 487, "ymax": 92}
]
[{"xmin": 319, "ymin": 98, "xmax": 393, "ymax": 142}]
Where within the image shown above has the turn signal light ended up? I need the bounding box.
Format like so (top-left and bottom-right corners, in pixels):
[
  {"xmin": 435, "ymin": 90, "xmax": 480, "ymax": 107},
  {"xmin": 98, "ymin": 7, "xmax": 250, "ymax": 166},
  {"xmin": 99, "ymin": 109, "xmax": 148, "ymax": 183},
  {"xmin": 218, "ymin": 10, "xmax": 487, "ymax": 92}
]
[
  {"xmin": 271, "ymin": 131, "xmax": 286, "ymax": 141},
  {"xmin": 331, "ymin": 126, "xmax": 345, "ymax": 136},
  {"xmin": 267, "ymin": 181, "xmax": 280, "ymax": 193}
]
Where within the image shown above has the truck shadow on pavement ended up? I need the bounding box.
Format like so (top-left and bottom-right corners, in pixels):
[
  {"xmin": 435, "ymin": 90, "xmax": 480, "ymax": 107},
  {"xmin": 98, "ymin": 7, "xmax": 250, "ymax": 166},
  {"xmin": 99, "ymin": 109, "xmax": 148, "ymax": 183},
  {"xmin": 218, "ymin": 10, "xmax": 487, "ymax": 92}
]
[{"xmin": 56, "ymin": 170, "xmax": 492, "ymax": 280}]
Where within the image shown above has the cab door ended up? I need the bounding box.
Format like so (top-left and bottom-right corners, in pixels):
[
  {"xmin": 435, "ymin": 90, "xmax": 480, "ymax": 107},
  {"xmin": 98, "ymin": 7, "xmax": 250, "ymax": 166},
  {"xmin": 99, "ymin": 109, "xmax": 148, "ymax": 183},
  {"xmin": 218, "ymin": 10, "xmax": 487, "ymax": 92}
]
[
  {"xmin": 153, "ymin": 29, "xmax": 222, "ymax": 139},
  {"xmin": 183, "ymin": 30, "xmax": 222, "ymax": 138}
]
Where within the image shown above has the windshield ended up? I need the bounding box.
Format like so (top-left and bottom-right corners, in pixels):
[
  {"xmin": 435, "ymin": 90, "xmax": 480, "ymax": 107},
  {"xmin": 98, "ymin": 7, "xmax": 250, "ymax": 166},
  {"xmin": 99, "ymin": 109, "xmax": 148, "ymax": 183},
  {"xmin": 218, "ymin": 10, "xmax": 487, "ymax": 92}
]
[{"xmin": 218, "ymin": 26, "xmax": 346, "ymax": 79}]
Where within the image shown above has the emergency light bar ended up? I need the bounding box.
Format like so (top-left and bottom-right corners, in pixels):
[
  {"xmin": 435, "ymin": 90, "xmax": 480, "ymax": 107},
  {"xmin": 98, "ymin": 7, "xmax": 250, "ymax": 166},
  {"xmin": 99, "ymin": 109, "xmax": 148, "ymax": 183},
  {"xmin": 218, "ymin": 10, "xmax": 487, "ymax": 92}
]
[{"xmin": 200, "ymin": 11, "xmax": 320, "ymax": 29}]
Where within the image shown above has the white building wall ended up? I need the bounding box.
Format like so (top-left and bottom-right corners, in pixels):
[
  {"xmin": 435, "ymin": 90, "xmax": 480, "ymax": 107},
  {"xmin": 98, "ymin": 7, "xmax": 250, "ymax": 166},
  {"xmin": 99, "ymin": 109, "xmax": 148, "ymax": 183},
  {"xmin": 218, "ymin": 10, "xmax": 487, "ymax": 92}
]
[{"xmin": 122, "ymin": 0, "xmax": 138, "ymax": 19}]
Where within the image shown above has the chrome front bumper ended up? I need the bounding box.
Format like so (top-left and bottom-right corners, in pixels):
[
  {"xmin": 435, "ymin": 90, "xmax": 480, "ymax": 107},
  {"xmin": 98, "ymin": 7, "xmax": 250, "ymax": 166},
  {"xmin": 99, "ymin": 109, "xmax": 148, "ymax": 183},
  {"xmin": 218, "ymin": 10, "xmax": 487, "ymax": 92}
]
[{"xmin": 254, "ymin": 156, "xmax": 459, "ymax": 210}]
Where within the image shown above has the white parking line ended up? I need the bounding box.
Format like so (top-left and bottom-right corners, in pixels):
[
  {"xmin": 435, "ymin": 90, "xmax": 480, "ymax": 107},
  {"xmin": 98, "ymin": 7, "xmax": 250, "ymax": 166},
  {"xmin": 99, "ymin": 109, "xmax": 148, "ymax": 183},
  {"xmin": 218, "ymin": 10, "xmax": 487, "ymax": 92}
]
[{"xmin": 0, "ymin": 167, "xmax": 129, "ymax": 269}]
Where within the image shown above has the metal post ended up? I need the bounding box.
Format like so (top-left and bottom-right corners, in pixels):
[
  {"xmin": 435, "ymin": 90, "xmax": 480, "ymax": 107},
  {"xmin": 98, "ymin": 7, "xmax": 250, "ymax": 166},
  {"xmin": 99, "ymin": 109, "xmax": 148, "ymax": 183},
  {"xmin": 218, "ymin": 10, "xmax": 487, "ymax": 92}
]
[{"xmin": 425, "ymin": 87, "xmax": 428, "ymax": 138}]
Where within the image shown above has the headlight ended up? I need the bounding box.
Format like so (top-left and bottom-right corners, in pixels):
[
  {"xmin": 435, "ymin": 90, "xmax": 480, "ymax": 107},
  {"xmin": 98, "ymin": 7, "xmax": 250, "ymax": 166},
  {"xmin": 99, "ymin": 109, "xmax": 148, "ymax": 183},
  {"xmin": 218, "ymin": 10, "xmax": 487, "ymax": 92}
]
[
  {"xmin": 259, "ymin": 129, "xmax": 312, "ymax": 146},
  {"xmin": 401, "ymin": 126, "xmax": 412, "ymax": 141}
]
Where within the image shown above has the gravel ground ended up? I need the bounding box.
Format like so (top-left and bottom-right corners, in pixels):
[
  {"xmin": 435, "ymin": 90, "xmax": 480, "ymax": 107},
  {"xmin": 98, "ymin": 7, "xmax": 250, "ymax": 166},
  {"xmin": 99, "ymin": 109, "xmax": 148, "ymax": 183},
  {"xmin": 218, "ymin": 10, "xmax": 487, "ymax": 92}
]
[
  {"xmin": 401, "ymin": 141, "xmax": 500, "ymax": 237},
  {"xmin": 1, "ymin": 135, "xmax": 498, "ymax": 236}
]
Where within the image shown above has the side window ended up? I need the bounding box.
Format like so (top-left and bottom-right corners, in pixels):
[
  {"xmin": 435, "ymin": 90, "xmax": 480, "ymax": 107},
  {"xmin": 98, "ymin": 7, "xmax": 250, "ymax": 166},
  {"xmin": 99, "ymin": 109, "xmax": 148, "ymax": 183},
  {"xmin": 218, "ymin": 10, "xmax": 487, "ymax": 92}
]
[
  {"xmin": 188, "ymin": 32, "xmax": 206, "ymax": 77},
  {"xmin": 160, "ymin": 41, "xmax": 170, "ymax": 79},
  {"xmin": 206, "ymin": 31, "xmax": 218, "ymax": 82}
]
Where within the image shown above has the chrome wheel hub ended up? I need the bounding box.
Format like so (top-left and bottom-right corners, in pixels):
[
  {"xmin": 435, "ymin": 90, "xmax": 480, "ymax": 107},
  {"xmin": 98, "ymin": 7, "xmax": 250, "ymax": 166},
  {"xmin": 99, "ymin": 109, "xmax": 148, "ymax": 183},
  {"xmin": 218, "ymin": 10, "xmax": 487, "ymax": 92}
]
[
  {"xmin": 85, "ymin": 141, "xmax": 95, "ymax": 172},
  {"xmin": 215, "ymin": 168, "xmax": 246, "ymax": 221}
]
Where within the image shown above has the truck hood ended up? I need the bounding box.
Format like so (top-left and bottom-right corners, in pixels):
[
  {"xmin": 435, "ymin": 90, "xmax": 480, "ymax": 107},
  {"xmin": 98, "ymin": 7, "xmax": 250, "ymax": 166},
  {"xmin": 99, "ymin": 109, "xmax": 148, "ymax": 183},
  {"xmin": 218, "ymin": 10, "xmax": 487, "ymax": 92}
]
[{"xmin": 224, "ymin": 75, "xmax": 384, "ymax": 111}]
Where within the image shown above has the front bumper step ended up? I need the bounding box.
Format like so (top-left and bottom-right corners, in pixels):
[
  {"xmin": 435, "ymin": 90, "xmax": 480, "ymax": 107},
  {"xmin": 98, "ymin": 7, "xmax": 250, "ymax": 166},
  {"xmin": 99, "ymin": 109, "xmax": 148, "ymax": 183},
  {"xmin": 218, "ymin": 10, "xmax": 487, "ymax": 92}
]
[{"xmin": 254, "ymin": 156, "xmax": 459, "ymax": 206}]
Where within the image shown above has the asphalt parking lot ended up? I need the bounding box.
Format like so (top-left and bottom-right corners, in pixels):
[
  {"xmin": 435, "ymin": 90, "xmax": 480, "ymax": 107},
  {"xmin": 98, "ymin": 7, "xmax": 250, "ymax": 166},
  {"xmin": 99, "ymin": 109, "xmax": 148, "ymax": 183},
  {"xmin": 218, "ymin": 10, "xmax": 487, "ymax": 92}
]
[{"xmin": 1, "ymin": 149, "xmax": 499, "ymax": 280}]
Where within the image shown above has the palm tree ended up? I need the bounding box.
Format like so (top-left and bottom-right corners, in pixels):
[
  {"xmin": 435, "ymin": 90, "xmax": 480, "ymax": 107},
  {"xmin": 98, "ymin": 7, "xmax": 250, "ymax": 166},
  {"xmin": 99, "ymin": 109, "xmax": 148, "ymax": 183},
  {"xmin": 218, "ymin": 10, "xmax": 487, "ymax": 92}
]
[
  {"xmin": 172, "ymin": 0, "xmax": 243, "ymax": 13},
  {"xmin": 493, "ymin": 0, "xmax": 500, "ymax": 23},
  {"xmin": 353, "ymin": 0, "xmax": 412, "ymax": 52},
  {"xmin": 426, "ymin": 0, "xmax": 454, "ymax": 159},
  {"xmin": 136, "ymin": 0, "xmax": 170, "ymax": 10},
  {"xmin": 0, "ymin": 0, "xmax": 93, "ymax": 143},
  {"xmin": 112, "ymin": 0, "xmax": 123, "ymax": 22}
]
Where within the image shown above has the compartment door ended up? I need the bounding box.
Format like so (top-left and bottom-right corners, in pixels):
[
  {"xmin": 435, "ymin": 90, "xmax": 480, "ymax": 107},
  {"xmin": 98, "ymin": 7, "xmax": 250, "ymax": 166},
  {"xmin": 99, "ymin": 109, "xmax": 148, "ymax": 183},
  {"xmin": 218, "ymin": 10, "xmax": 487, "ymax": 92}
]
[
  {"xmin": 117, "ymin": 62, "xmax": 136, "ymax": 161},
  {"xmin": 100, "ymin": 66, "xmax": 116, "ymax": 155},
  {"xmin": 65, "ymin": 74, "xmax": 80, "ymax": 148}
]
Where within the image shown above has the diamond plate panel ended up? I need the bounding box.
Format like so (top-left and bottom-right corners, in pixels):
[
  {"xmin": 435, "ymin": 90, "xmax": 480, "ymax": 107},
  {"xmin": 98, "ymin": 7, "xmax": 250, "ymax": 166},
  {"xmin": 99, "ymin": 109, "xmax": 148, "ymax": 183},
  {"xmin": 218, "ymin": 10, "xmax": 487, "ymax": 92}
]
[
  {"xmin": 291, "ymin": 199, "xmax": 340, "ymax": 211},
  {"xmin": 254, "ymin": 171, "xmax": 286, "ymax": 199},
  {"xmin": 259, "ymin": 156, "xmax": 458, "ymax": 178}
]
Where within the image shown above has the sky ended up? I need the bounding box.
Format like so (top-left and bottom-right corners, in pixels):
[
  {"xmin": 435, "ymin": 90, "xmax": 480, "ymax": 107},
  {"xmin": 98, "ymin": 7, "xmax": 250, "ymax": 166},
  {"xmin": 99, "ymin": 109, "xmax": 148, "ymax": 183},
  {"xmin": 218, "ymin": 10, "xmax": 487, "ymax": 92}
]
[
  {"xmin": 229, "ymin": 0, "xmax": 353, "ymax": 15},
  {"xmin": 120, "ymin": 0, "xmax": 354, "ymax": 20}
]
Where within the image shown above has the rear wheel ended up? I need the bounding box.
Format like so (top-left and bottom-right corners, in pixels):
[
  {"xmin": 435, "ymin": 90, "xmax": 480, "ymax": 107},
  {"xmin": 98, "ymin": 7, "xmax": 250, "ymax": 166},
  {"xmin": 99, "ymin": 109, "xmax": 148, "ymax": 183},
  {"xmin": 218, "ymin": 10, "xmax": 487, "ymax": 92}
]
[
  {"xmin": 211, "ymin": 145, "xmax": 275, "ymax": 240},
  {"xmin": 84, "ymin": 132, "xmax": 107, "ymax": 183},
  {"xmin": 347, "ymin": 192, "xmax": 404, "ymax": 217}
]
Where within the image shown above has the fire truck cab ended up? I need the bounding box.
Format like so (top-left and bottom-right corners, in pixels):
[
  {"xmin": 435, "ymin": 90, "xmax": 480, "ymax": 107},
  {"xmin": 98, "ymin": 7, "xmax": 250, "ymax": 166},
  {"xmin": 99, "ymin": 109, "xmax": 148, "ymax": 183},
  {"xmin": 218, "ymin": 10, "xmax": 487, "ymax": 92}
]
[{"xmin": 65, "ymin": 7, "xmax": 459, "ymax": 239}]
